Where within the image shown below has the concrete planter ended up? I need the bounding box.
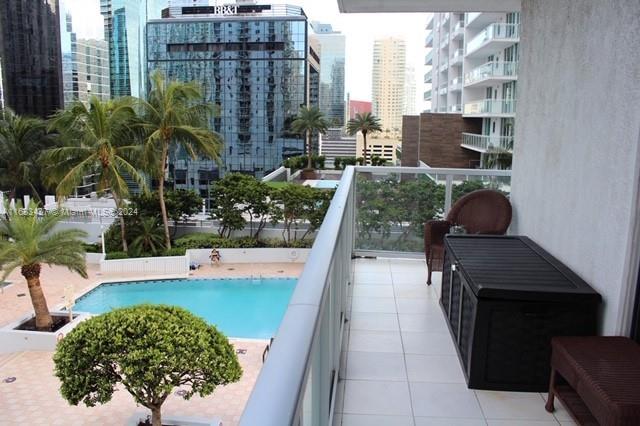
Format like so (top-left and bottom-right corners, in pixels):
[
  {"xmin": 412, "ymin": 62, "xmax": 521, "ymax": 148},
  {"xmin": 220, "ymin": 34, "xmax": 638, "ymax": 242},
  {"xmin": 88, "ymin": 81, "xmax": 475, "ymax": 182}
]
[
  {"xmin": 0, "ymin": 310, "xmax": 91, "ymax": 353},
  {"xmin": 127, "ymin": 412, "xmax": 222, "ymax": 426},
  {"xmin": 187, "ymin": 248, "xmax": 310, "ymax": 264}
]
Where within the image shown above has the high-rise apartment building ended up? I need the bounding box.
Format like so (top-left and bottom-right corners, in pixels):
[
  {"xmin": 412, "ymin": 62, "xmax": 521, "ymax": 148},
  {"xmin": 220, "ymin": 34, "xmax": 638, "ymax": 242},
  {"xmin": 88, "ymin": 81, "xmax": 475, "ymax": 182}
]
[
  {"xmin": 372, "ymin": 37, "xmax": 406, "ymax": 136},
  {"xmin": 147, "ymin": 3, "xmax": 320, "ymax": 191},
  {"xmin": 404, "ymin": 66, "xmax": 417, "ymax": 115},
  {"xmin": 100, "ymin": 0, "xmax": 168, "ymax": 98},
  {"xmin": 0, "ymin": 0, "xmax": 63, "ymax": 117},
  {"xmin": 311, "ymin": 22, "xmax": 345, "ymax": 128},
  {"xmin": 424, "ymin": 12, "xmax": 520, "ymax": 167},
  {"xmin": 60, "ymin": 0, "xmax": 110, "ymax": 105}
]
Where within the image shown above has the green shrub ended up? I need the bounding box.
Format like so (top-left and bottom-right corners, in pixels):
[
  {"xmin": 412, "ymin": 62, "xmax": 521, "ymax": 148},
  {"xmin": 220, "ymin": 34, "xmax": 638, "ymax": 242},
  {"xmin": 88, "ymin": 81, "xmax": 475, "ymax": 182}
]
[
  {"xmin": 105, "ymin": 251, "xmax": 129, "ymax": 260},
  {"xmin": 162, "ymin": 247, "xmax": 187, "ymax": 257},
  {"xmin": 82, "ymin": 243, "xmax": 102, "ymax": 253},
  {"xmin": 54, "ymin": 305, "xmax": 242, "ymax": 426}
]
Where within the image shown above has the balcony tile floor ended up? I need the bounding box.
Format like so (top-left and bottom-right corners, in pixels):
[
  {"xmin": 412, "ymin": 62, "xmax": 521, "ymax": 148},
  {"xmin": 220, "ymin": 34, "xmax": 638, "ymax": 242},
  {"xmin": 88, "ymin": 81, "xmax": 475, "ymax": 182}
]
[{"xmin": 333, "ymin": 258, "xmax": 577, "ymax": 426}]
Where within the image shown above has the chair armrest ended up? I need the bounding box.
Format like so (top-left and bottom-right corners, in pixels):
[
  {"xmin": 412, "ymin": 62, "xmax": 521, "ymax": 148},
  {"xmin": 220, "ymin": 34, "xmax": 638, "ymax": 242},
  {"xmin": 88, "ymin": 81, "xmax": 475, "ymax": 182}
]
[{"xmin": 424, "ymin": 220, "xmax": 452, "ymax": 255}]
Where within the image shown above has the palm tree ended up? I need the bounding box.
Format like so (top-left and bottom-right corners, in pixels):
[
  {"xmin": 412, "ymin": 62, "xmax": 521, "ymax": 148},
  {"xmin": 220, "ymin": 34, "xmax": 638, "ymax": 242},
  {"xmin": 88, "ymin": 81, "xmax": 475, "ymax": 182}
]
[
  {"xmin": 0, "ymin": 202, "xmax": 88, "ymax": 330},
  {"xmin": 137, "ymin": 70, "xmax": 223, "ymax": 249},
  {"xmin": 0, "ymin": 109, "xmax": 54, "ymax": 201},
  {"xmin": 291, "ymin": 106, "xmax": 329, "ymax": 170},
  {"xmin": 43, "ymin": 97, "xmax": 146, "ymax": 253},
  {"xmin": 130, "ymin": 218, "xmax": 165, "ymax": 256},
  {"xmin": 346, "ymin": 112, "xmax": 382, "ymax": 165}
]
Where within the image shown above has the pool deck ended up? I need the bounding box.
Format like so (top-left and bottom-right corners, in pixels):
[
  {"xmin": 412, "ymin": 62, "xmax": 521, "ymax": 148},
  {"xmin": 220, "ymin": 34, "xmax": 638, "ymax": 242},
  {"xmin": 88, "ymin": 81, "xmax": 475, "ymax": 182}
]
[{"xmin": 0, "ymin": 262, "xmax": 304, "ymax": 425}]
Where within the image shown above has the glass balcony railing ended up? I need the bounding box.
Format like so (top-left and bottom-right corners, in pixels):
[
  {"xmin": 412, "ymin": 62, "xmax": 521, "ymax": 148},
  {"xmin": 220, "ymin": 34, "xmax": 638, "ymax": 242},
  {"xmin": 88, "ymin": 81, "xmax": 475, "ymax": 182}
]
[
  {"xmin": 425, "ymin": 51, "xmax": 433, "ymax": 65},
  {"xmin": 464, "ymin": 99, "xmax": 517, "ymax": 116},
  {"xmin": 425, "ymin": 32, "xmax": 434, "ymax": 47},
  {"xmin": 439, "ymin": 60, "xmax": 449, "ymax": 72},
  {"xmin": 240, "ymin": 166, "xmax": 512, "ymax": 426},
  {"xmin": 426, "ymin": 15, "xmax": 434, "ymax": 29},
  {"xmin": 442, "ymin": 12, "xmax": 451, "ymax": 24},
  {"xmin": 438, "ymin": 85, "xmax": 448, "ymax": 95},
  {"xmin": 464, "ymin": 61, "xmax": 518, "ymax": 85},
  {"xmin": 450, "ymin": 77, "xmax": 463, "ymax": 90},
  {"xmin": 462, "ymin": 132, "xmax": 514, "ymax": 152},
  {"xmin": 466, "ymin": 23, "xmax": 520, "ymax": 55},
  {"xmin": 450, "ymin": 48, "xmax": 464, "ymax": 63},
  {"xmin": 440, "ymin": 33, "xmax": 450, "ymax": 48},
  {"xmin": 424, "ymin": 89, "xmax": 432, "ymax": 99},
  {"xmin": 450, "ymin": 104, "xmax": 462, "ymax": 113},
  {"xmin": 438, "ymin": 105, "xmax": 448, "ymax": 112},
  {"xmin": 424, "ymin": 71, "xmax": 432, "ymax": 83},
  {"xmin": 453, "ymin": 20, "xmax": 464, "ymax": 34}
]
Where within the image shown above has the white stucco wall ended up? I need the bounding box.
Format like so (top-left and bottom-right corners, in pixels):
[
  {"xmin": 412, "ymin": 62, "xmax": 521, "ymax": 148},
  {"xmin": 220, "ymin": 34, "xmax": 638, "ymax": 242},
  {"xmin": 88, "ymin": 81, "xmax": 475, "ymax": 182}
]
[{"xmin": 511, "ymin": 0, "xmax": 640, "ymax": 334}]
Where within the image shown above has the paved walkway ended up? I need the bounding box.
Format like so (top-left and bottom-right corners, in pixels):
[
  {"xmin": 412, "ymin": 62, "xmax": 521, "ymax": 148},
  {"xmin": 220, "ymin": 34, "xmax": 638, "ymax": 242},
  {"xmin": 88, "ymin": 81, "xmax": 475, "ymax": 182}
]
[{"xmin": 333, "ymin": 258, "xmax": 576, "ymax": 426}]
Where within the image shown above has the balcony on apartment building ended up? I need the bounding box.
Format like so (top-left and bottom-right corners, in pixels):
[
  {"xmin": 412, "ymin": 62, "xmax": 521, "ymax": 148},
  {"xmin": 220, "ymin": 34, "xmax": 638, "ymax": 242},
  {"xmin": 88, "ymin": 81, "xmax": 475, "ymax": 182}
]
[
  {"xmin": 425, "ymin": 32, "xmax": 434, "ymax": 48},
  {"xmin": 449, "ymin": 103, "xmax": 462, "ymax": 113},
  {"xmin": 450, "ymin": 48, "xmax": 464, "ymax": 66},
  {"xmin": 437, "ymin": 105, "xmax": 448, "ymax": 112},
  {"xmin": 466, "ymin": 23, "xmax": 520, "ymax": 58},
  {"xmin": 464, "ymin": 61, "xmax": 518, "ymax": 87},
  {"xmin": 449, "ymin": 76, "xmax": 463, "ymax": 91},
  {"xmin": 452, "ymin": 20, "xmax": 464, "ymax": 40},
  {"xmin": 242, "ymin": 166, "xmax": 522, "ymax": 426},
  {"xmin": 424, "ymin": 89, "xmax": 432, "ymax": 100},
  {"xmin": 463, "ymin": 98, "xmax": 516, "ymax": 117},
  {"xmin": 425, "ymin": 51, "xmax": 433, "ymax": 65},
  {"xmin": 439, "ymin": 32, "xmax": 450, "ymax": 49},
  {"xmin": 425, "ymin": 15, "xmax": 433, "ymax": 30},
  {"xmin": 424, "ymin": 71, "xmax": 432, "ymax": 83},
  {"xmin": 442, "ymin": 12, "xmax": 450, "ymax": 25},
  {"xmin": 439, "ymin": 59, "xmax": 449, "ymax": 73},
  {"xmin": 438, "ymin": 84, "xmax": 448, "ymax": 96},
  {"xmin": 461, "ymin": 132, "xmax": 514, "ymax": 153}
]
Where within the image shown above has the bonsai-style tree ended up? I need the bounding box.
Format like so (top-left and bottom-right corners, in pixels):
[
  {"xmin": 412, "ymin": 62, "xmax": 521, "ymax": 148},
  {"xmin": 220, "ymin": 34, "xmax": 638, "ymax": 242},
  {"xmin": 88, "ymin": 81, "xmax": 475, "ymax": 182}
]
[
  {"xmin": 54, "ymin": 304, "xmax": 242, "ymax": 426},
  {"xmin": 291, "ymin": 106, "xmax": 329, "ymax": 172},
  {"xmin": 346, "ymin": 112, "xmax": 382, "ymax": 165},
  {"xmin": 137, "ymin": 70, "xmax": 223, "ymax": 250},
  {"xmin": 0, "ymin": 202, "xmax": 88, "ymax": 330}
]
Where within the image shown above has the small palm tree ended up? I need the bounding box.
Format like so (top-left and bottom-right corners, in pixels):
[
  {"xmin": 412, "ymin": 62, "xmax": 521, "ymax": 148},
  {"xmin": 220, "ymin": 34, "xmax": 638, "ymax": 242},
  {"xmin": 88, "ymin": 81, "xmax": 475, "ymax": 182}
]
[
  {"xmin": 291, "ymin": 106, "xmax": 329, "ymax": 170},
  {"xmin": 137, "ymin": 70, "xmax": 223, "ymax": 250},
  {"xmin": 0, "ymin": 109, "xmax": 54, "ymax": 200},
  {"xmin": 0, "ymin": 202, "xmax": 88, "ymax": 330},
  {"xmin": 130, "ymin": 218, "xmax": 165, "ymax": 256},
  {"xmin": 43, "ymin": 97, "xmax": 145, "ymax": 253},
  {"xmin": 346, "ymin": 112, "xmax": 382, "ymax": 165}
]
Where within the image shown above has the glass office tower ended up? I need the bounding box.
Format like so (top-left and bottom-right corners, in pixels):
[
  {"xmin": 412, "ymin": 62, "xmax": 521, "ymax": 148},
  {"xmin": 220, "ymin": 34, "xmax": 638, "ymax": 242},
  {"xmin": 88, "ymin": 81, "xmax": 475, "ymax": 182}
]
[
  {"xmin": 311, "ymin": 22, "xmax": 345, "ymax": 128},
  {"xmin": 147, "ymin": 4, "xmax": 320, "ymax": 189},
  {"xmin": 60, "ymin": 0, "xmax": 110, "ymax": 105},
  {"xmin": 0, "ymin": 0, "xmax": 63, "ymax": 117},
  {"xmin": 100, "ymin": 0, "xmax": 168, "ymax": 98}
]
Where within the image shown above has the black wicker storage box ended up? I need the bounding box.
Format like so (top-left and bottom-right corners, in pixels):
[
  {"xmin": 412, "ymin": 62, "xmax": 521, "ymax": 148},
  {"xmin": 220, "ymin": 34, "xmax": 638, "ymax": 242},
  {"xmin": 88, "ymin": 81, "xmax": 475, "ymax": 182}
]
[{"xmin": 441, "ymin": 235, "xmax": 601, "ymax": 392}]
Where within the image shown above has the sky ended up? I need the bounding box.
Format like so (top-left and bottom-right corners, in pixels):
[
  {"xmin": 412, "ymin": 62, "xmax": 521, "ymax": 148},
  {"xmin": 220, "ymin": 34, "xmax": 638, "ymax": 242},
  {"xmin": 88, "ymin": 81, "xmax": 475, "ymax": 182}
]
[{"xmin": 64, "ymin": 0, "xmax": 430, "ymax": 111}]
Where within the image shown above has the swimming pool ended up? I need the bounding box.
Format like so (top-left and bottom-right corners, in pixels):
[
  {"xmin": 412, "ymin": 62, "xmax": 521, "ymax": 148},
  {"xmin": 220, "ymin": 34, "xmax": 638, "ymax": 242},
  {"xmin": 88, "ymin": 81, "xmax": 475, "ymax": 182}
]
[{"xmin": 73, "ymin": 278, "xmax": 297, "ymax": 339}]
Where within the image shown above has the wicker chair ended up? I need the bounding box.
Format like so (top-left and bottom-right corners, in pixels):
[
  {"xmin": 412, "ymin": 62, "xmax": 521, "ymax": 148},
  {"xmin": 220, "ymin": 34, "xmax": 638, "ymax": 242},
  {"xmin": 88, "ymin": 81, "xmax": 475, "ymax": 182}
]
[{"xmin": 424, "ymin": 189, "xmax": 512, "ymax": 285}]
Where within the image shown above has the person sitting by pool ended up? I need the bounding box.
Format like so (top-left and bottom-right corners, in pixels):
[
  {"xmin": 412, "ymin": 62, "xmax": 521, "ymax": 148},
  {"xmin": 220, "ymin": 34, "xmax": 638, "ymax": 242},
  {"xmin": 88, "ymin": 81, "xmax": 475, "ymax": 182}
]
[{"xmin": 209, "ymin": 248, "xmax": 221, "ymax": 266}]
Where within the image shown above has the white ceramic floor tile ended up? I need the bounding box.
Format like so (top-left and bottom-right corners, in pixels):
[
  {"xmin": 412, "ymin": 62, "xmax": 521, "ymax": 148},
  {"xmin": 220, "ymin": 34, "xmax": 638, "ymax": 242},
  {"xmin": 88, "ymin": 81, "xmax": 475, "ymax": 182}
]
[
  {"xmin": 346, "ymin": 351, "xmax": 407, "ymax": 381},
  {"xmin": 392, "ymin": 274, "xmax": 428, "ymax": 286},
  {"xmin": 355, "ymin": 272, "xmax": 392, "ymax": 285},
  {"xmin": 540, "ymin": 393, "xmax": 573, "ymax": 422},
  {"xmin": 476, "ymin": 391, "xmax": 556, "ymax": 421},
  {"xmin": 396, "ymin": 297, "xmax": 440, "ymax": 314},
  {"xmin": 343, "ymin": 380, "xmax": 412, "ymax": 416},
  {"xmin": 401, "ymin": 332, "xmax": 457, "ymax": 355},
  {"xmin": 486, "ymin": 421, "xmax": 559, "ymax": 426},
  {"xmin": 341, "ymin": 414, "xmax": 414, "ymax": 426},
  {"xmin": 351, "ymin": 297, "xmax": 397, "ymax": 313},
  {"xmin": 409, "ymin": 382, "xmax": 484, "ymax": 418},
  {"xmin": 349, "ymin": 330, "xmax": 403, "ymax": 353},
  {"xmin": 414, "ymin": 418, "xmax": 487, "ymax": 426},
  {"xmin": 393, "ymin": 283, "xmax": 439, "ymax": 299},
  {"xmin": 353, "ymin": 285, "xmax": 395, "ymax": 298},
  {"xmin": 349, "ymin": 312, "xmax": 400, "ymax": 331},
  {"xmin": 398, "ymin": 313, "xmax": 449, "ymax": 334},
  {"xmin": 405, "ymin": 354, "xmax": 466, "ymax": 383}
]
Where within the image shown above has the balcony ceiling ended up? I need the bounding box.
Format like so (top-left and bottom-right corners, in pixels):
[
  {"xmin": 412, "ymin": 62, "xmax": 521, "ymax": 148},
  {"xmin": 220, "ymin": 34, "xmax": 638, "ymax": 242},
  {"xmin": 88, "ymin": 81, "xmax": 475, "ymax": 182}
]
[{"xmin": 337, "ymin": 0, "xmax": 521, "ymax": 13}]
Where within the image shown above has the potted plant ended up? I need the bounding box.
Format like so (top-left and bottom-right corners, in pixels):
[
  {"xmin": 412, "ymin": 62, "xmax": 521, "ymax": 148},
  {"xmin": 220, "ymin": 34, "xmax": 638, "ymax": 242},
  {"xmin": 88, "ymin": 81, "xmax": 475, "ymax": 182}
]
[
  {"xmin": 54, "ymin": 304, "xmax": 242, "ymax": 426},
  {"xmin": 291, "ymin": 106, "xmax": 329, "ymax": 180},
  {"xmin": 0, "ymin": 201, "xmax": 87, "ymax": 331}
]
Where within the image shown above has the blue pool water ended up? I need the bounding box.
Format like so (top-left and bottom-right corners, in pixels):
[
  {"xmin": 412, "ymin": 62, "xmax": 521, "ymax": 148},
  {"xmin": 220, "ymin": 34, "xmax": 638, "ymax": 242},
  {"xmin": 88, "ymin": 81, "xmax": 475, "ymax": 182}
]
[{"xmin": 73, "ymin": 278, "xmax": 297, "ymax": 339}]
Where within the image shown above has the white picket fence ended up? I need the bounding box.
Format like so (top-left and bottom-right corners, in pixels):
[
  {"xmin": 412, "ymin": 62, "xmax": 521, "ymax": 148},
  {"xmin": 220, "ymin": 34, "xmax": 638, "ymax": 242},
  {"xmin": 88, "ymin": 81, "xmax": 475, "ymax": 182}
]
[{"xmin": 99, "ymin": 255, "xmax": 190, "ymax": 275}]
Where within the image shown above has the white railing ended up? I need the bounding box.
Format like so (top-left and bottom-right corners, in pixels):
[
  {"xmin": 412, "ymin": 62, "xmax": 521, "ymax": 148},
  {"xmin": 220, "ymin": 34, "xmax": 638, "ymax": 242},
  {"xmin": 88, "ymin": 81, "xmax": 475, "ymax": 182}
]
[
  {"xmin": 262, "ymin": 166, "xmax": 290, "ymax": 182},
  {"xmin": 464, "ymin": 99, "xmax": 516, "ymax": 116},
  {"xmin": 99, "ymin": 255, "xmax": 190, "ymax": 275},
  {"xmin": 241, "ymin": 166, "xmax": 511, "ymax": 426},
  {"xmin": 450, "ymin": 76, "xmax": 463, "ymax": 90},
  {"xmin": 465, "ymin": 61, "xmax": 518, "ymax": 85},
  {"xmin": 466, "ymin": 23, "xmax": 520, "ymax": 55},
  {"xmin": 462, "ymin": 132, "xmax": 514, "ymax": 153},
  {"xmin": 450, "ymin": 48, "xmax": 464, "ymax": 63}
]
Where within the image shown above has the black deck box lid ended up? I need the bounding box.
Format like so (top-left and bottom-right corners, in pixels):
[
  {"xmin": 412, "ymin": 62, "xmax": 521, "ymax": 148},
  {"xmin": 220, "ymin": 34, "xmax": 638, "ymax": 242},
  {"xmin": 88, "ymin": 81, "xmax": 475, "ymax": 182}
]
[{"xmin": 444, "ymin": 235, "xmax": 602, "ymax": 303}]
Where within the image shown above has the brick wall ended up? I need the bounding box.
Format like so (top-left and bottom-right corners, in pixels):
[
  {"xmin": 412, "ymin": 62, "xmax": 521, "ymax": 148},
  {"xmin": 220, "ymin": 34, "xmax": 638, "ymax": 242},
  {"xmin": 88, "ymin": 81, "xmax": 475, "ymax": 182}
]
[{"xmin": 401, "ymin": 113, "xmax": 481, "ymax": 168}]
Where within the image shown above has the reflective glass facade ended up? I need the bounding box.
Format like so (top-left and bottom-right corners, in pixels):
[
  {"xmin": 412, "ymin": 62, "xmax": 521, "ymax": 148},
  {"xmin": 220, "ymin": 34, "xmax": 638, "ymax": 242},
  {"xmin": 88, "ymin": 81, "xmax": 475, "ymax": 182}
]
[
  {"xmin": 0, "ymin": 0, "xmax": 63, "ymax": 117},
  {"xmin": 60, "ymin": 0, "xmax": 110, "ymax": 105},
  {"xmin": 311, "ymin": 22, "xmax": 345, "ymax": 128},
  {"xmin": 147, "ymin": 10, "xmax": 318, "ymax": 184},
  {"xmin": 100, "ymin": 0, "xmax": 167, "ymax": 98}
]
